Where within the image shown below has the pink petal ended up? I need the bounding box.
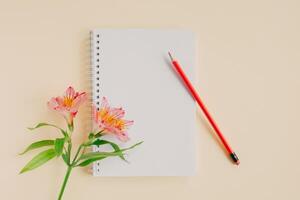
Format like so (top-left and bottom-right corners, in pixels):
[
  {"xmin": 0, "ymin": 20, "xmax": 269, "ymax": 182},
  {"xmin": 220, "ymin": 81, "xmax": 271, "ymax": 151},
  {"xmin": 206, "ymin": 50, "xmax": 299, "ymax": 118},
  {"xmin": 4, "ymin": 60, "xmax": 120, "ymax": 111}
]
[
  {"xmin": 92, "ymin": 106, "xmax": 98, "ymax": 123},
  {"xmin": 55, "ymin": 97, "xmax": 64, "ymax": 108},
  {"xmin": 101, "ymin": 97, "xmax": 109, "ymax": 109},
  {"xmin": 92, "ymin": 106, "xmax": 103, "ymax": 132},
  {"xmin": 48, "ymin": 97, "xmax": 68, "ymax": 118},
  {"xmin": 106, "ymin": 126, "xmax": 129, "ymax": 141},
  {"xmin": 48, "ymin": 97, "xmax": 64, "ymax": 111},
  {"xmin": 47, "ymin": 97, "xmax": 59, "ymax": 110},
  {"xmin": 117, "ymin": 131, "xmax": 130, "ymax": 142},
  {"xmin": 110, "ymin": 108, "xmax": 125, "ymax": 119},
  {"xmin": 70, "ymin": 92, "xmax": 87, "ymax": 112},
  {"xmin": 65, "ymin": 86, "xmax": 76, "ymax": 99},
  {"xmin": 102, "ymin": 124, "xmax": 115, "ymax": 133},
  {"xmin": 124, "ymin": 120, "xmax": 134, "ymax": 128}
]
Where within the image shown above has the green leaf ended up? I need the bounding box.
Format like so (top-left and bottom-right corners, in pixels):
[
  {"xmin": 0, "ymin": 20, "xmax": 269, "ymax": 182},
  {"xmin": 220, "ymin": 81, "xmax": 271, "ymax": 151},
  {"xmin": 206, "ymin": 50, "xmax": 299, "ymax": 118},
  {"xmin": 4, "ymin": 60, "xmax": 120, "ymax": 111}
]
[
  {"xmin": 92, "ymin": 139, "xmax": 126, "ymax": 161},
  {"xmin": 62, "ymin": 153, "xmax": 68, "ymax": 165},
  {"xmin": 122, "ymin": 141, "xmax": 144, "ymax": 151},
  {"xmin": 54, "ymin": 138, "xmax": 65, "ymax": 156},
  {"xmin": 28, "ymin": 122, "xmax": 67, "ymax": 137},
  {"xmin": 77, "ymin": 141, "xmax": 143, "ymax": 167},
  {"xmin": 19, "ymin": 149, "xmax": 56, "ymax": 174},
  {"xmin": 28, "ymin": 122, "xmax": 50, "ymax": 130},
  {"xmin": 19, "ymin": 140, "xmax": 54, "ymax": 155},
  {"xmin": 80, "ymin": 151, "xmax": 124, "ymax": 160},
  {"xmin": 77, "ymin": 157, "xmax": 106, "ymax": 167}
]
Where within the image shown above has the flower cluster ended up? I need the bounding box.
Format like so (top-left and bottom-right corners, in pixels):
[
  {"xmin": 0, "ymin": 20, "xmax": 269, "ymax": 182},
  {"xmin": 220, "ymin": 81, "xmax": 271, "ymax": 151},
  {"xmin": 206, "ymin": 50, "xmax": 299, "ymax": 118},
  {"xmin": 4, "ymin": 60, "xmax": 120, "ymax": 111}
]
[
  {"xmin": 48, "ymin": 87, "xmax": 133, "ymax": 142},
  {"xmin": 20, "ymin": 86, "xmax": 141, "ymax": 200},
  {"xmin": 93, "ymin": 97, "xmax": 133, "ymax": 142},
  {"xmin": 48, "ymin": 86, "xmax": 87, "ymax": 127}
]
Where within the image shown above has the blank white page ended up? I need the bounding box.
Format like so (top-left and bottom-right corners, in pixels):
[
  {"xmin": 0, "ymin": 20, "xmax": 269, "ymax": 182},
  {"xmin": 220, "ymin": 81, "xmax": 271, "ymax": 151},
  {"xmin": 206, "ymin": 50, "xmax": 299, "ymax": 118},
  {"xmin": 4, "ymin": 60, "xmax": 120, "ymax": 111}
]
[{"xmin": 91, "ymin": 29, "xmax": 197, "ymax": 176}]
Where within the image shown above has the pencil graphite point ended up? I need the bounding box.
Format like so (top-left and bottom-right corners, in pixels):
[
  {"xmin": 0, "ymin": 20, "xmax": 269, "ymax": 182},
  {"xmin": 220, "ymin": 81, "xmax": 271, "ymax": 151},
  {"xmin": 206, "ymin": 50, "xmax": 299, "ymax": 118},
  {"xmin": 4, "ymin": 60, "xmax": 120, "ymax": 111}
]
[
  {"xmin": 230, "ymin": 152, "xmax": 240, "ymax": 165},
  {"xmin": 168, "ymin": 51, "xmax": 174, "ymax": 61}
]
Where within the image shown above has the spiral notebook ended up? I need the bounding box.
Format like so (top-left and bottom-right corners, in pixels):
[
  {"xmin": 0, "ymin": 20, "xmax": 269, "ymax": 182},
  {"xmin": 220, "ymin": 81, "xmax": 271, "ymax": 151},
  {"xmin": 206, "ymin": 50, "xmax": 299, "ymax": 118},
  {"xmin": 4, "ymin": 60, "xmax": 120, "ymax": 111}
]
[{"xmin": 90, "ymin": 29, "xmax": 197, "ymax": 176}]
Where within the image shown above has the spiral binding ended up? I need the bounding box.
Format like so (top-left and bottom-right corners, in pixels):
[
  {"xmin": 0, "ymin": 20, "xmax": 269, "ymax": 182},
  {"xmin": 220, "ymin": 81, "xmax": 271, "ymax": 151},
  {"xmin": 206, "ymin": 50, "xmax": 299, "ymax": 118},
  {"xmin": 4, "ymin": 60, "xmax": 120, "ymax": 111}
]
[{"xmin": 91, "ymin": 31, "xmax": 101, "ymax": 175}]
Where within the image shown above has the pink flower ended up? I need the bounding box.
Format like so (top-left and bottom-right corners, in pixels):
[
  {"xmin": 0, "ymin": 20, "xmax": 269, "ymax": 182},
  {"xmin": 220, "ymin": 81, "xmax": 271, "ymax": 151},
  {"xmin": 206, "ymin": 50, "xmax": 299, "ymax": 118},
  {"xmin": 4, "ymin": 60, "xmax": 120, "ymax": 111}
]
[
  {"xmin": 93, "ymin": 97, "xmax": 133, "ymax": 142},
  {"xmin": 48, "ymin": 86, "xmax": 87, "ymax": 125}
]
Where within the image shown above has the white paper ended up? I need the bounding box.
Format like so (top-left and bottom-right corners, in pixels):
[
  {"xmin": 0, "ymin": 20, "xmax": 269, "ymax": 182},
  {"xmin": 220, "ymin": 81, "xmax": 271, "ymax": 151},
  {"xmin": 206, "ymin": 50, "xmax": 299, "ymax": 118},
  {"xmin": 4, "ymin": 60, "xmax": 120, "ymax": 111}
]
[{"xmin": 91, "ymin": 29, "xmax": 197, "ymax": 176}]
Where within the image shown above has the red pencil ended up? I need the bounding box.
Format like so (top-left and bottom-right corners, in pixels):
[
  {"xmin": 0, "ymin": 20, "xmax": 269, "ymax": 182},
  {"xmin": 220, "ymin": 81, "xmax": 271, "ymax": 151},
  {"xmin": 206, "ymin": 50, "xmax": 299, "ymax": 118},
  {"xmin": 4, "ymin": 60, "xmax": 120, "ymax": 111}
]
[{"xmin": 168, "ymin": 52, "xmax": 240, "ymax": 165}]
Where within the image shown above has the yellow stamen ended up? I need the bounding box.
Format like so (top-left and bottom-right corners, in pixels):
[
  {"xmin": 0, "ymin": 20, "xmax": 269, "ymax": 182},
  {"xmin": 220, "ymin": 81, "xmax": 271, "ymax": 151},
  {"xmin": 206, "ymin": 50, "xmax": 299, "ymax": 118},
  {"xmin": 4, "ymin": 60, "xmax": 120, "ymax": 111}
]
[
  {"xmin": 98, "ymin": 108, "xmax": 126, "ymax": 130},
  {"xmin": 63, "ymin": 97, "xmax": 73, "ymax": 107}
]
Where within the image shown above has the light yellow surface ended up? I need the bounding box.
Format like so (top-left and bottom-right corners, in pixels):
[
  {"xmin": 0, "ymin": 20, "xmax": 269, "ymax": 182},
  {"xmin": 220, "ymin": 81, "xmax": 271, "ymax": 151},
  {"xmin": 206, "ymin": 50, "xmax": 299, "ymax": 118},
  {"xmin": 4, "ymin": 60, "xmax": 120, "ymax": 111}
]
[{"xmin": 0, "ymin": 0, "xmax": 300, "ymax": 199}]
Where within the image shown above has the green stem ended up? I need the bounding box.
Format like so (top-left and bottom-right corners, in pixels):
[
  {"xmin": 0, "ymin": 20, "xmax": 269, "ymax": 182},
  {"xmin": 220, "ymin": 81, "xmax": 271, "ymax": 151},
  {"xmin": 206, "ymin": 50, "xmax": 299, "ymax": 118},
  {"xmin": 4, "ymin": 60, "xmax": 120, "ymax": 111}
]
[
  {"xmin": 73, "ymin": 146, "xmax": 86, "ymax": 166},
  {"xmin": 67, "ymin": 142, "xmax": 72, "ymax": 164},
  {"xmin": 58, "ymin": 166, "xmax": 72, "ymax": 200},
  {"xmin": 72, "ymin": 145, "xmax": 83, "ymax": 164}
]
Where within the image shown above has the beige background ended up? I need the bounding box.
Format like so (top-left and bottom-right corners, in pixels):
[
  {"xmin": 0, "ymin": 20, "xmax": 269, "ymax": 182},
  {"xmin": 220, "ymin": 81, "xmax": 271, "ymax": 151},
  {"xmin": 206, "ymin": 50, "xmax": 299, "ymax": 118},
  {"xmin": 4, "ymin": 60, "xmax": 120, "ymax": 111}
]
[{"xmin": 0, "ymin": 0, "xmax": 299, "ymax": 199}]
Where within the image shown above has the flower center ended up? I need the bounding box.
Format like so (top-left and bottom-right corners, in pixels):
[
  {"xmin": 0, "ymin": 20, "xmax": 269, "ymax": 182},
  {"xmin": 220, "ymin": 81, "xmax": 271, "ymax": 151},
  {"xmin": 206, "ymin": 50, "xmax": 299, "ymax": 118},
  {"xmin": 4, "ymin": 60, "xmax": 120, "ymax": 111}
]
[
  {"xmin": 98, "ymin": 109, "xmax": 125, "ymax": 130},
  {"xmin": 63, "ymin": 97, "xmax": 73, "ymax": 107}
]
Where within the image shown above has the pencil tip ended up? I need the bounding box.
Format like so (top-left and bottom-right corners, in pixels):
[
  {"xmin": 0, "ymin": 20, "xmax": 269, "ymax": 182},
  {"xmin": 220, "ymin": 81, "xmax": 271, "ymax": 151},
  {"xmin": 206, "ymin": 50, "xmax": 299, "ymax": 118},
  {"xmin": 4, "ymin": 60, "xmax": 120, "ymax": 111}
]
[
  {"xmin": 168, "ymin": 51, "xmax": 174, "ymax": 61},
  {"xmin": 230, "ymin": 152, "xmax": 240, "ymax": 166}
]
